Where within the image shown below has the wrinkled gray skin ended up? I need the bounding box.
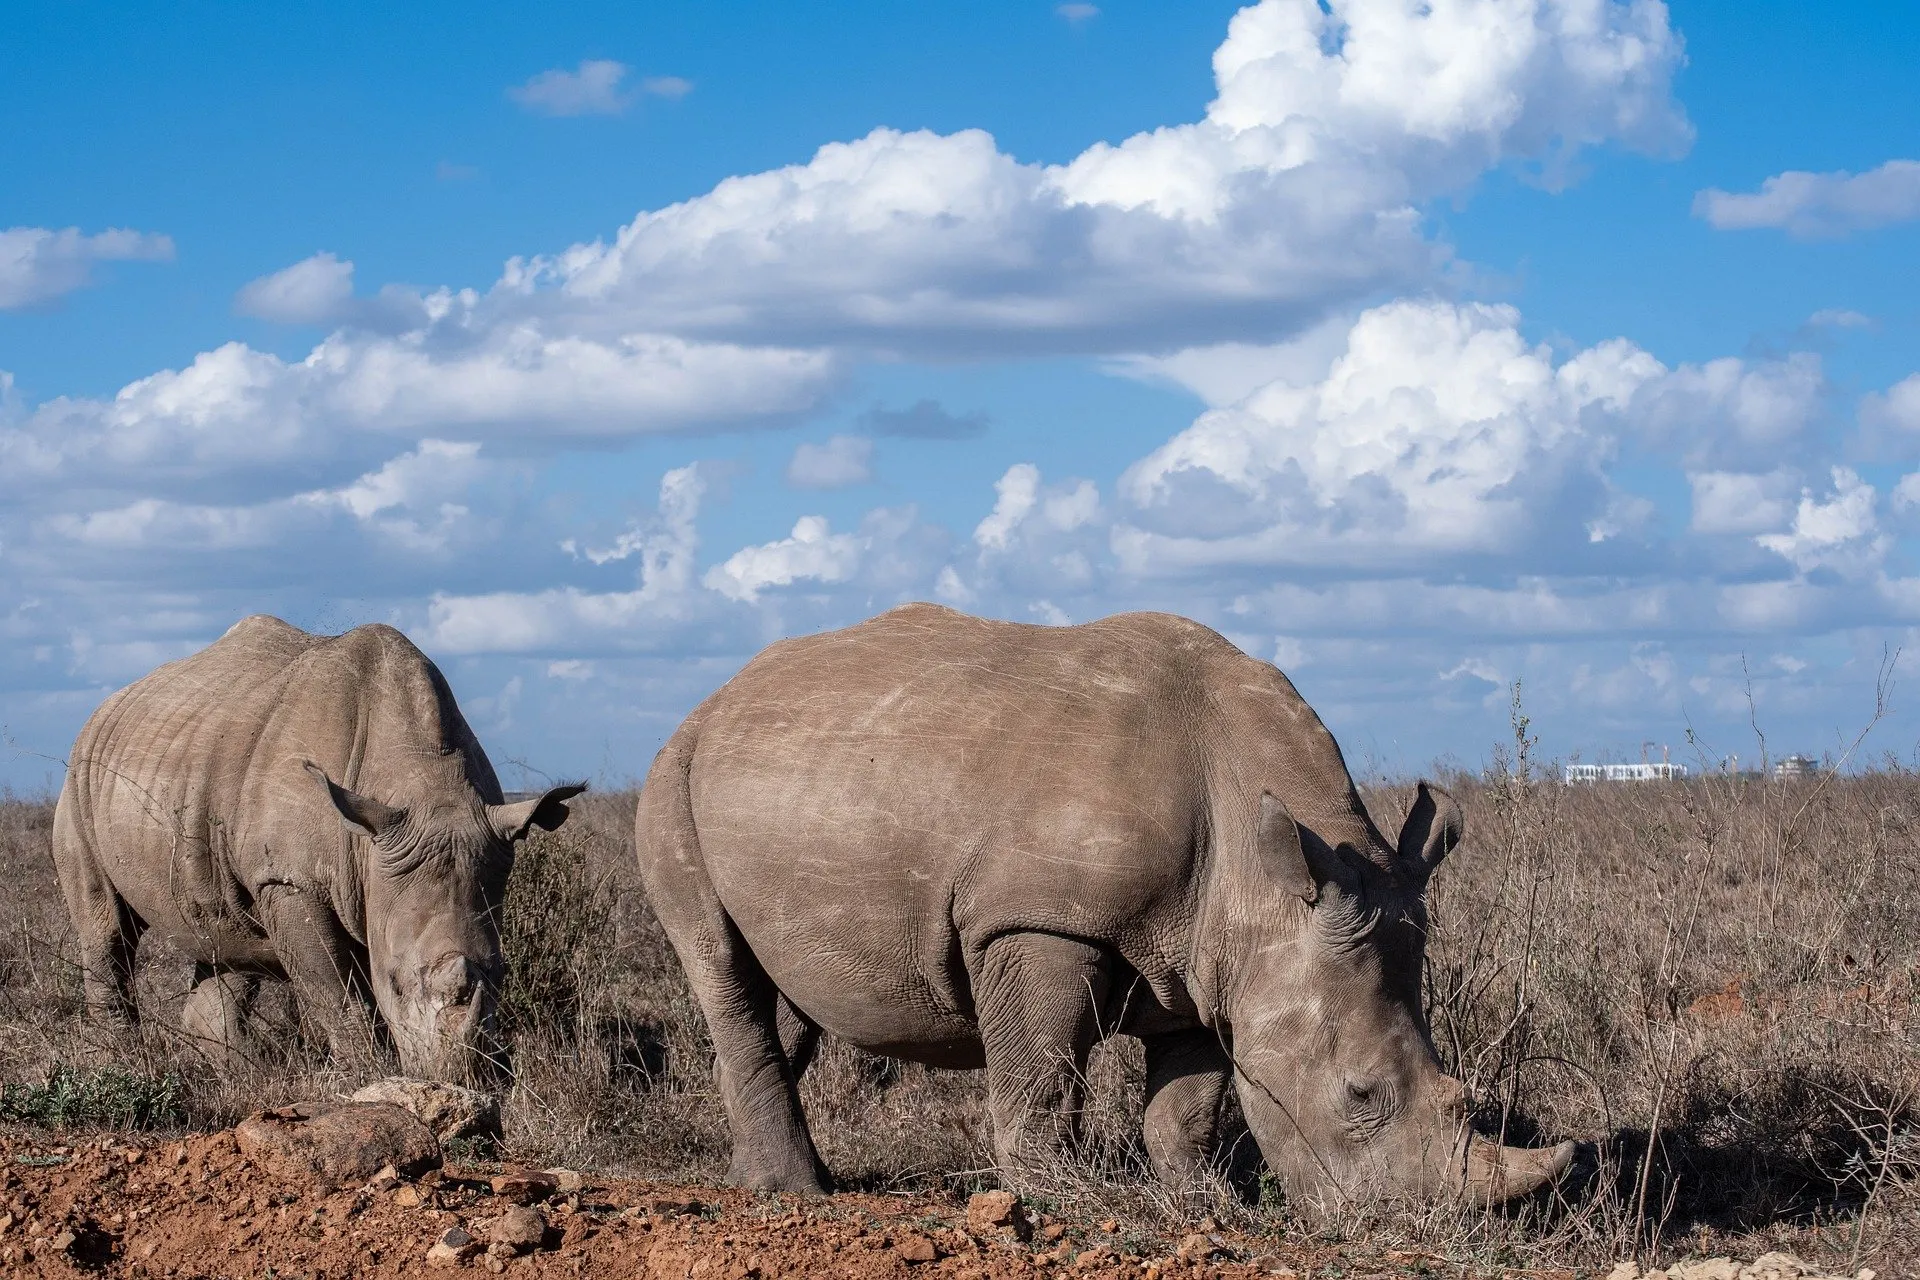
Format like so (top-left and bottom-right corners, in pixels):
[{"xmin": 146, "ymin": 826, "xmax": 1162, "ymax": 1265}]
[
  {"xmin": 52, "ymin": 616, "xmax": 582, "ymax": 1085},
  {"xmin": 636, "ymin": 604, "xmax": 1573, "ymax": 1207}
]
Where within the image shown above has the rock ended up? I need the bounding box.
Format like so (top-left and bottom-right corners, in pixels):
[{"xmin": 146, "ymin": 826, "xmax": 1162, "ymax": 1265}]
[
  {"xmin": 350, "ymin": 1077, "xmax": 502, "ymax": 1144},
  {"xmin": 487, "ymin": 1205, "xmax": 547, "ymax": 1255},
  {"xmin": 491, "ymin": 1167, "xmax": 559, "ymax": 1204},
  {"xmin": 1608, "ymin": 1265, "xmax": 1641, "ymax": 1280},
  {"xmin": 394, "ymin": 1185, "xmax": 425, "ymax": 1209},
  {"xmin": 546, "ymin": 1167, "xmax": 585, "ymax": 1194},
  {"xmin": 966, "ymin": 1189, "xmax": 1029, "ymax": 1240},
  {"xmin": 1675, "ymin": 1259, "xmax": 1740, "ymax": 1280},
  {"xmin": 1745, "ymin": 1256, "xmax": 1816, "ymax": 1279},
  {"xmin": 1176, "ymin": 1233, "xmax": 1219, "ymax": 1263},
  {"xmin": 368, "ymin": 1163, "xmax": 402, "ymax": 1191},
  {"xmin": 428, "ymin": 1226, "xmax": 480, "ymax": 1268},
  {"xmin": 895, "ymin": 1232, "xmax": 939, "ymax": 1263},
  {"xmin": 234, "ymin": 1102, "xmax": 441, "ymax": 1190}
]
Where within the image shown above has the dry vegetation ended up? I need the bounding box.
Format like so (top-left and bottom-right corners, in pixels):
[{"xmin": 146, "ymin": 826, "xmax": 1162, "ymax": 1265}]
[{"xmin": 2, "ymin": 731, "xmax": 1916, "ymax": 1274}]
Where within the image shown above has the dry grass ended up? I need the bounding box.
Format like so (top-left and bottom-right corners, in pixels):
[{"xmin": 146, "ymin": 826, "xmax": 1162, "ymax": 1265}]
[{"xmin": 2, "ymin": 738, "xmax": 1915, "ymax": 1272}]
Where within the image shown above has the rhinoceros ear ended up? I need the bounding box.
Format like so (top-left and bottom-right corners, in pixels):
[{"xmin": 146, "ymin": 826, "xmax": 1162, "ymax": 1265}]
[
  {"xmin": 487, "ymin": 782, "xmax": 588, "ymax": 843},
  {"xmin": 303, "ymin": 761, "xmax": 405, "ymax": 839},
  {"xmin": 1260, "ymin": 791, "xmax": 1350, "ymax": 904},
  {"xmin": 1396, "ymin": 780, "xmax": 1463, "ymax": 883}
]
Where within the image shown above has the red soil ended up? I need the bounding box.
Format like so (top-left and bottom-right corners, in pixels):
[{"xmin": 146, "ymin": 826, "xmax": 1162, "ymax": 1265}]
[{"xmin": 0, "ymin": 1131, "xmax": 1416, "ymax": 1280}]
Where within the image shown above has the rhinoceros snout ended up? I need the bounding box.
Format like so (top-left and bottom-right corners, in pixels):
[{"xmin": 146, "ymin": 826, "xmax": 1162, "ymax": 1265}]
[{"xmin": 425, "ymin": 954, "xmax": 486, "ymax": 1007}]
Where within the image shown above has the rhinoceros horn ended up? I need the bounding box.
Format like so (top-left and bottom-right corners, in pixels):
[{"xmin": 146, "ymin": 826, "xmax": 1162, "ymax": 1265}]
[{"xmin": 1463, "ymin": 1132, "xmax": 1577, "ymax": 1204}]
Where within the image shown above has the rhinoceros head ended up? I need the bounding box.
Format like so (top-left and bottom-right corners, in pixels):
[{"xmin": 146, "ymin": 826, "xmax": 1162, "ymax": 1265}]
[
  {"xmin": 306, "ymin": 763, "xmax": 585, "ymax": 1085},
  {"xmin": 1226, "ymin": 783, "xmax": 1573, "ymax": 1208}
]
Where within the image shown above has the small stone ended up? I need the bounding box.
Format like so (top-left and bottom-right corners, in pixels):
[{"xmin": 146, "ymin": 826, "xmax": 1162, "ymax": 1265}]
[
  {"xmin": 124, "ymin": 1149, "xmax": 144, "ymax": 1164},
  {"xmin": 1196, "ymin": 1216, "xmax": 1221, "ymax": 1233},
  {"xmin": 966, "ymin": 1189, "xmax": 1028, "ymax": 1239},
  {"xmin": 1608, "ymin": 1264, "xmax": 1640, "ymax": 1280},
  {"xmin": 1075, "ymin": 1245, "xmax": 1114, "ymax": 1271},
  {"xmin": 51, "ymin": 1230, "xmax": 76, "ymax": 1253},
  {"xmin": 545, "ymin": 1167, "xmax": 585, "ymax": 1194},
  {"xmin": 395, "ymin": 1185, "xmax": 425, "ymax": 1209},
  {"xmin": 0, "ymin": 1212, "xmax": 13, "ymax": 1235},
  {"xmin": 1041, "ymin": 1224, "xmax": 1067, "ymax": 1243},
  {"xmin": 488, "ymin": 1205, "xmax": 547, "ymax": 1254},
  {"xmin": 895, "ymin": 1232, "xmax": 939, "ymax": 1263},
  {"xmin": 1176, "ymin": 1233, "xmax": 1218, "ymax": 1263},
  {"xmin": 1749, "ymin": 1253, "xmax": 1813, "ymax": 1278},
  {"xmin": 369, "ymin": 1163, "xmax": 402, "ymax": 1192},
  {"xmin": 491, "ymin": 1168, "xmax": 559, "ymax": 1205},
  {"xmin": 428, "ymin": 1226, "xmax": 480, "ymax": 1268},
  {"xmin": 1857, "ymin": 1270, "xmax": 1876, "ymax": 1280},
  {"xmin": 1100, "ymin": 1220, "xmax": 1118, "ymax": 1233}
]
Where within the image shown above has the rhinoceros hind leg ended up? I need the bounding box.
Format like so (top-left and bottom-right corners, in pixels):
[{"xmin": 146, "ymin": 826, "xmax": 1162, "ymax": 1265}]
[
  {"xmin": 1141, "ymin": 1027, "xmax": 1230, "ymax": 1188},
  {"xmin": 51, "ymin": 825, "xmax": 144, "ymax": 1026},
  {"xmin": 973, "ymin": 931, "xmax": 1112, "ymax": 1184},
  {"xmin": 650, "ymin": 891, "xmax": 829, "ymax": 1192},
  {"xmin": 775, "ymin": 993, "xmax": 821, "ymax": 1081}
]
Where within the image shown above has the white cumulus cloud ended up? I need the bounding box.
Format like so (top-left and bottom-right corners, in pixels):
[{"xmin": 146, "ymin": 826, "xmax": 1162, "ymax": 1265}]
[
  {"xmin": 530, "ymin": 0, "xmax": 1688, "ymax": 355},
  {"xmin": 1694, "ymin": 159, "xmax": 1920, "ymax": 238},
  {"xmin": 703, "ymin": 515, "xmax": 864, "ymax": 602},
  {"xmin": 0, "ymin": 226, "xmax": 175, "ymax": 309},
  {"xmin": 785, "ymin": 434, "xmax": 874, "ymax": 489},
  {"xmin": 235, "ymin": 252, "xmax": 356, "ymax": 324},
  {"xmin": 509, "ymin": 59, "xmax": 635, "ymax": 116}
]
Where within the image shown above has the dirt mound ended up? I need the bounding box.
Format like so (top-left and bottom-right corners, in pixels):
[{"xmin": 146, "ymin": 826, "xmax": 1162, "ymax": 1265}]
[
  {"xmin": 0, "ymin": 1130, "xmax": 1888, "ymax": 1279},
  {"xmin": 0, "ymin": 1132, "xmax": 1305, "ymax": 1278}
]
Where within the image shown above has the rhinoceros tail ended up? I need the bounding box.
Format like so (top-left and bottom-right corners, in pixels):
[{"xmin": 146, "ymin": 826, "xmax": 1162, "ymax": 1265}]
[{"xmin": 635, "ymin": 705, "xmax": 709, "ymax": 885}]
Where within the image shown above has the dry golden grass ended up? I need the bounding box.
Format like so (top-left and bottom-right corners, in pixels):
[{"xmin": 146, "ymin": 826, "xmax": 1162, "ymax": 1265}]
[{"xmin": 2, "ymin": 744, "xmax": 1915, "ymax": 1273}]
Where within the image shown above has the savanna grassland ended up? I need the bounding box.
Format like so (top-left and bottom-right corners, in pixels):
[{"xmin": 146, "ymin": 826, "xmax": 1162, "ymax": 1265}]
[{"xmin": 2, "ymin": 742, "xmax": 1916, "ymax": 1275}]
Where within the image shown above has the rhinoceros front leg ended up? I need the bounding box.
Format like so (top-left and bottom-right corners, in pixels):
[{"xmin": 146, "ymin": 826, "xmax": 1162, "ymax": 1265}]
[
  {"xmin": 255, "ymin": 884, "xmax": 386, "ymax": 1074},
  {"xmin": 973, "ymin": 932, "xmax": 1112, "ymax": 1184},
  {"xmin": 1141, "ymin": 1027, "xmax": 1230, "ymax": 1187}
]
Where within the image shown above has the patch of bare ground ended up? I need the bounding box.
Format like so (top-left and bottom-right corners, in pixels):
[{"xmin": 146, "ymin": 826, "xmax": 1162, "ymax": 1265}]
[{"xmin": 3, "ymin": 740, "xmax": 1917, "ymax": 1276}]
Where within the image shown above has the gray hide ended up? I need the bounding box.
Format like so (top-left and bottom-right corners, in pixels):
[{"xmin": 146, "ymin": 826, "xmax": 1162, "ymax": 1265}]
[
  {"xmin": 53, "ymin": 616, "xmax": 581, "ymax": 1084},
  {"xmin": 635, "ymin": 603, "xmax": 1572, "ymax": 1205}
]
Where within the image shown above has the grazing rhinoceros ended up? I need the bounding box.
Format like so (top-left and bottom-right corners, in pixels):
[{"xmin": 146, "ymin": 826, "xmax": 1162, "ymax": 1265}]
[
  {"xmin": 636, "ymin": 603, "xmax": 1572, "ymax": 1205},
  {"xmin": 52, "ymin": 616, "xmax": 582, "ymax": 1085}
]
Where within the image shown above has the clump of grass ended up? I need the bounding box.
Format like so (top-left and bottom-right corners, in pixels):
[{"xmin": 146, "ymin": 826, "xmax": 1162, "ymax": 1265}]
[
  {"xmin": 1, "ymin": 1063, "xmax": 185, "ymax": 1129},
  {"xmin": 497, "ymin": 820, "xmax": 616, "ymax": 1039}
]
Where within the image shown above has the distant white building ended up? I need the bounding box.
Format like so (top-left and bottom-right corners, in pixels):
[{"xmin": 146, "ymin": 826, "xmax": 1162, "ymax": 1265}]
[
  {"xmin": 1772, "ymin": 754, "xmax": 1819, "ymax": 780},
  {"xmin": 1564, "ymin": 761, "xmax": 1689, "ymax": 784}
]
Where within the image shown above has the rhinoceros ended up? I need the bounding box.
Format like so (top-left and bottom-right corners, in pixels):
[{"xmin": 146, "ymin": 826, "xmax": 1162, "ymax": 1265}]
[
  {"xmin": 52, "ymin": 616, "xmax": 582, "ymax": 1084},
  {"xmin": 636, "ymin": 603, "xmax": 1572, "ymax": 1205}
]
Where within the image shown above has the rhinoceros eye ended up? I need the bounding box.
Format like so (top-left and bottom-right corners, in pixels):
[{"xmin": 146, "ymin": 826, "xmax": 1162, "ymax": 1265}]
[{"xmin": 1342, "ymin": 1079, "xmax": 1390, "ymax": 1127}]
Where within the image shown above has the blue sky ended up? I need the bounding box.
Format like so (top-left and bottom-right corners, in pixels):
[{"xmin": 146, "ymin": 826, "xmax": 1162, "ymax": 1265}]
[{"xmin": 6, "ymin": 0, "xmax": 1920, "ymax": 791}]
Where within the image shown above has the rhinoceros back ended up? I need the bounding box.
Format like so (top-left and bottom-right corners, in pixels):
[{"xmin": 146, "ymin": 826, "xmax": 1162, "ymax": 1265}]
[
  {"xmin": 658, "ymin": 602, "xmax": 1387, "ymax": 1057},
  {"xmin": 55, "ymin": 616, "xmax": 496, "ymax": 963}
]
